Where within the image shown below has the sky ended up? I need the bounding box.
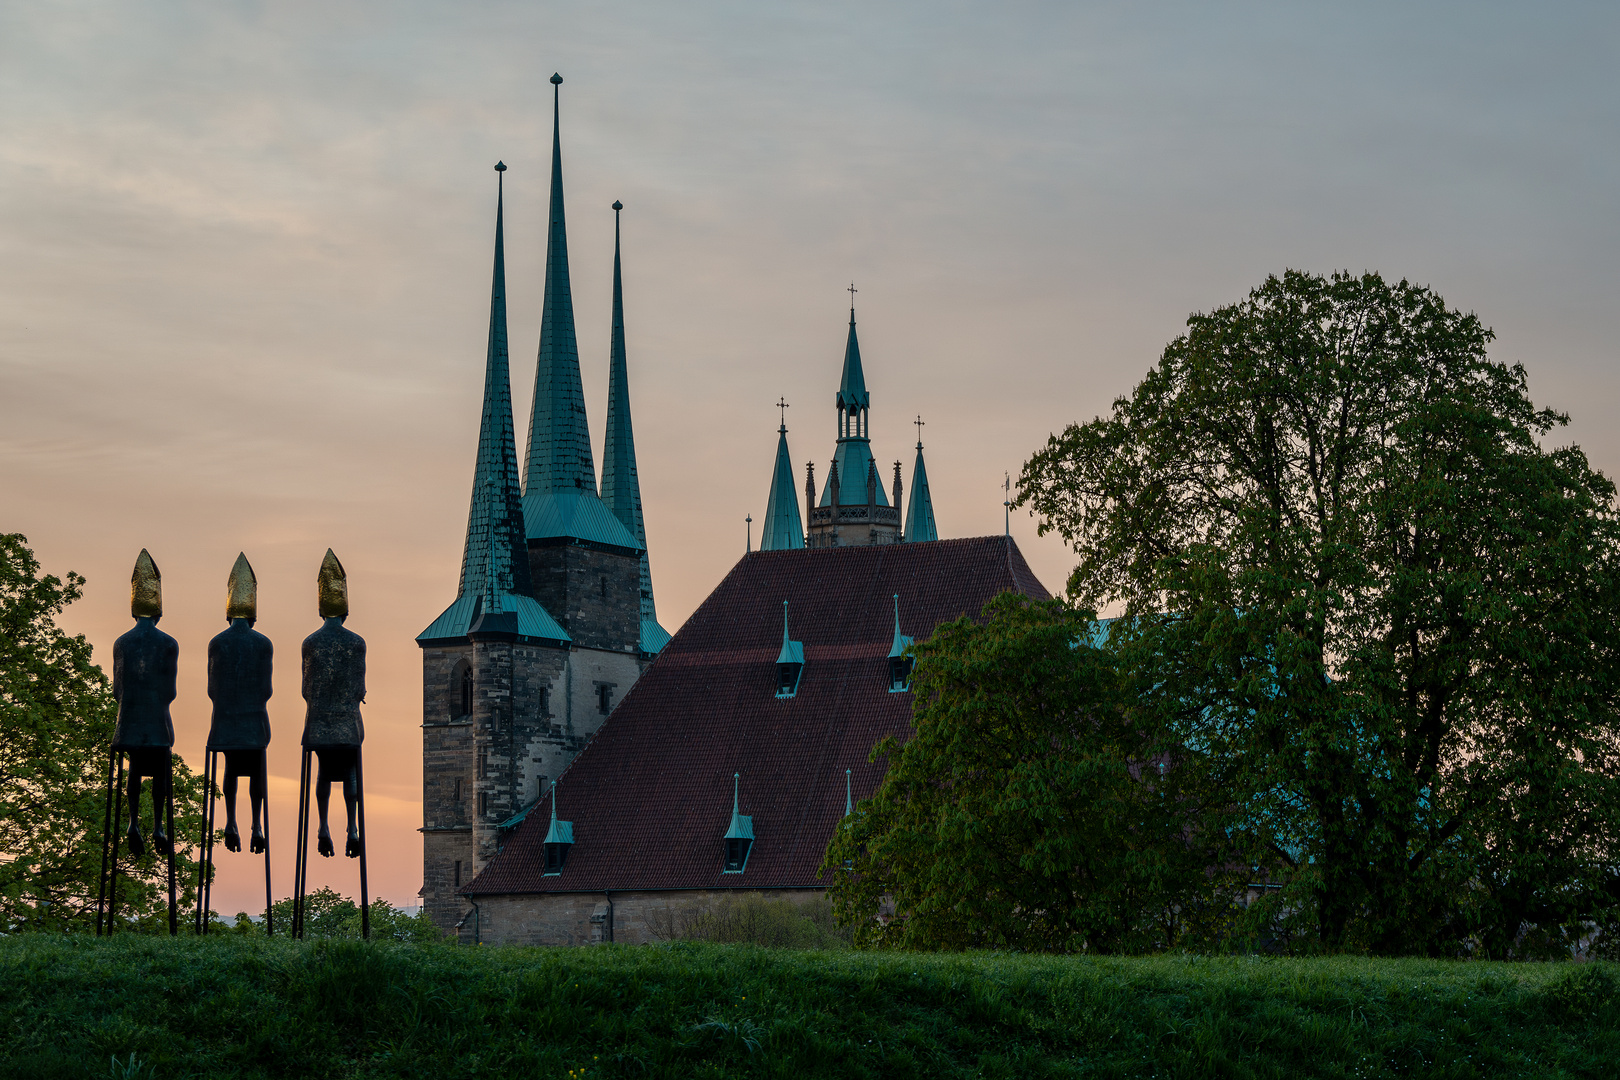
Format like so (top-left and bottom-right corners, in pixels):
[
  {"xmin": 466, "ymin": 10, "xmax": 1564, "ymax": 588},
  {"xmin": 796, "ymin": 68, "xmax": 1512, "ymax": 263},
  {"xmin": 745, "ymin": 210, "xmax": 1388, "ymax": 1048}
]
[{"xmin": 3, "ymin": 1, "xmax": 1616, "ymax": 915}]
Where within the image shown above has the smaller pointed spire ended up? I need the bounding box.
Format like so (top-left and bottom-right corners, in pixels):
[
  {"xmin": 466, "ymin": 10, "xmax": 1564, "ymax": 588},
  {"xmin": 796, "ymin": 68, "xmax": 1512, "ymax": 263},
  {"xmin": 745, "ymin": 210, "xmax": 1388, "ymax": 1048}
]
[
  {"xmin": 904, "ymin": 425, "xmax": 939, "ymax": 543},
  {"xmin": 761, "ymin": 412, "xmax": 805, "ymax": 550}
]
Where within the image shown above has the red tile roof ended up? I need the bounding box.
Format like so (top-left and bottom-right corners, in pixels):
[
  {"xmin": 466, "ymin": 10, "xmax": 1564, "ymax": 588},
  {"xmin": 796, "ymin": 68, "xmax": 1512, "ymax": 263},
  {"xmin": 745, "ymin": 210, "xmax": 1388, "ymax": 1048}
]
[{"xmin": 466, "ymin": 536, "xmax": 1051, "ymax": 896}]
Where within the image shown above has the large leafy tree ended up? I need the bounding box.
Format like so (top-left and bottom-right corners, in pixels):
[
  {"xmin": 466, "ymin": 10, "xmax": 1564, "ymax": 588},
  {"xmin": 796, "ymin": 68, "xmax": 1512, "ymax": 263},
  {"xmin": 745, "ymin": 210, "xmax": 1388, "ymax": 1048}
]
[
  {"xmin": 822, "ymin": 594, "xmax": 1223, "ymax": 953},
  {"xmin": 0, "ymin": 534, "xmax": 206, "ymax": 931},
  {"xmin": 1020, "ymin": 270, "xmax": 1620, "ymax": 956}
]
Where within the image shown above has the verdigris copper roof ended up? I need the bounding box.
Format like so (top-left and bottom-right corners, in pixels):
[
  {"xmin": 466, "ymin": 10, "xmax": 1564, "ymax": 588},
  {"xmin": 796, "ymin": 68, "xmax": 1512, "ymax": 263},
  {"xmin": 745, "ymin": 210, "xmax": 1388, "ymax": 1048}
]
[
  {"xmin": 759, "ymin": 424, "xmax": 805, "ymax": 550},
  {"xmin": 600, "ymin": 201, "xmax": 669, "ymax": 651},
  {"xmin": 524, "ymin": 490, "xmax": 641, "ymax": 553},
  {"xmin": 820, "ymin": 442, "xmax": 889, "ymax": 508},
  {"xmin": 904, "ymin": 439, "xmax": 938, "ymax": 542},
  {"xmin": 465, "ymin": 535, "xmax": 1050, "ymax": 896},
  {"xmin": 836, "ymin": 309, "xmax": 869, "ymax": 410},
  {"xmin": 524, "ymin": 74, "xmax": 597, "ymax": 502},
  {"xmin": 419, "ymin": 165, "xmax": 565, "ymax": 650},
  {"xmin": 418, "ymin": 591, "xmax": 569, "ymax": 647}
]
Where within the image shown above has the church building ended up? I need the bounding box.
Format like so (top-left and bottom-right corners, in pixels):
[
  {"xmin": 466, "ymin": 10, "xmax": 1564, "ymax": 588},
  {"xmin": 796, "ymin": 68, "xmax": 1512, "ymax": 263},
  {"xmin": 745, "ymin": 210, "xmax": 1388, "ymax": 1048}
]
[
  {"xmin": 422, "ymin": 77, "xmax": 1050, "ymax": 942},
  {"xmin": 416, "ymin": 76, "xmax": 669, "ymax": 933}
]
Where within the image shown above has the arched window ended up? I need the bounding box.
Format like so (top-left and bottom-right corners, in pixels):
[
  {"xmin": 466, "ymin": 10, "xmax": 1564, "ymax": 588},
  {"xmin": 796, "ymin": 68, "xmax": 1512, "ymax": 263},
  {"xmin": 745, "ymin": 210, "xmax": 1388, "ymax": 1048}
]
[{"xmin": 450, "ymin": 659, "xmax": 473, "ymax": 721}]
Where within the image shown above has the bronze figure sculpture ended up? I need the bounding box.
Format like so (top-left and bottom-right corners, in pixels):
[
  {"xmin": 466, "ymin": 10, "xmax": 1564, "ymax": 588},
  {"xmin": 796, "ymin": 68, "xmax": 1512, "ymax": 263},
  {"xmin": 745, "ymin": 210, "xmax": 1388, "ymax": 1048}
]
[
  {"xmin": 196, "ymin": 553, "xmax": 274, "ymax": 934},
  {"xmin": 97, "ymin": 550, "xmax": 180, "ymax": 935},
  {"xmin": 292, "ymin": 550, "xmax": 371, "ymax": 938}
]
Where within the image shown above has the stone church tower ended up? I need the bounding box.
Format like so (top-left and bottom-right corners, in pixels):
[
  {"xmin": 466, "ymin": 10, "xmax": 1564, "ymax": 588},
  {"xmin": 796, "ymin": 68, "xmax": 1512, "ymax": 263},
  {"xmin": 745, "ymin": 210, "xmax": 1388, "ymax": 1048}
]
[{"xmin": 417, "ymin": 76, "xmax": 667, "ymax": 933}]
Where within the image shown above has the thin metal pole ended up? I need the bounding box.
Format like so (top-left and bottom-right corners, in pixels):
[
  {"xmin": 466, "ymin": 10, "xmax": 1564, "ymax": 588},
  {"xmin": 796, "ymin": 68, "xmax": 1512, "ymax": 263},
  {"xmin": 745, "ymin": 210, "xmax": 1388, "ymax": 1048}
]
[
  {"xmin": 356, "ymin": 751, "xmax": 370, "ymax": 941},
  {"xmin": 96, "ymin": 749, "xmax": 118, "ymax": 936},
  {"xmin": 196, "ymin": 751, "xmax": 214, "ymax": 934},
  {"xmin": 294, "ymin": 748, "xmax": 311, "ymax": 939},
  {"xmin": 262, "ymin": 769, "xmax": 273, "ymax": 936},
  {"xmin": 107, "ymin": 754, "xmax": 125, "ymax": 935},
  {"xmin": 165, "ymin": 773, "xmax": 177, "ymax": 937}
]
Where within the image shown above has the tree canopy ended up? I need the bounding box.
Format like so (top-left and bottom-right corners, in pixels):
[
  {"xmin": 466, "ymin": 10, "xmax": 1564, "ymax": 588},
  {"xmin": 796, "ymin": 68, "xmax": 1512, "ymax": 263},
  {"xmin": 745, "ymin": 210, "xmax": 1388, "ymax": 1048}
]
[
  {"xmin": 0, "ymin": 534, "xmax": 205, "ymax": 931},
  {"xmin": 823, "ymin": 594, "xmax": 1223, "ymax": 952},
  {"xmin": 1020, "ymin": 270, "xmax": 1620, "ymax": 956}
]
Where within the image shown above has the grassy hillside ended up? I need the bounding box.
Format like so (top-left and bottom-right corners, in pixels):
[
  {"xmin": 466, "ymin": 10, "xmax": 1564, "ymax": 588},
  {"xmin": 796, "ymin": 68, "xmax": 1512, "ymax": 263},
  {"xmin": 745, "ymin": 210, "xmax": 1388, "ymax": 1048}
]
[{"xmin": 0, "ymin": 936, "xmax": 1614, "ymax": 1078}]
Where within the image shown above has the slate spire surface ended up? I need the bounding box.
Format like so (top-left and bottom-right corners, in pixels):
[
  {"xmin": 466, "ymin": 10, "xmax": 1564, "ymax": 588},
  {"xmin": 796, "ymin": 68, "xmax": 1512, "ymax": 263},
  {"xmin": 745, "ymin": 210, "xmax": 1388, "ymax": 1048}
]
[
  {"xmin": 518, "ymin": 74, "xmax": 641, "ymax": 555},
  {"xmin": 460, "ymin": 163, "xmax": 533, "ymax": 604},
  {"xmin": 904, "ymin": 432, "xmax": 938, "ymax": 542},
  {"xmin": 524, "ymin": 73, "xmax": 597, "ymax": 498},
  {"xmin": 419, "ymin": 165, "xmax": 566, "ymax": 646},
  {"xmin": 759, "ymin": 418, "xmax": 805, "ymax": 550},
  {"xmin": 600, "ymin": 201, "xmax": 671, "ymax": 652}
]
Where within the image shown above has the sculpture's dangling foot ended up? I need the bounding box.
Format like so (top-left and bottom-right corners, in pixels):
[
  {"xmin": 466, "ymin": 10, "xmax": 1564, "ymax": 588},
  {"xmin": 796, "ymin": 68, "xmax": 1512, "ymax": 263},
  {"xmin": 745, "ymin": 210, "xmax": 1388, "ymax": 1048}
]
[
  {"xmin": 152, "ymin": 827, "xmax": 172, "ymax": 857},
  {"xmin": 345, "ymin": 832, "xmax": 362, "ymax": 859},
  {"xmin": 250, "ymin": 825, "xmax": 266, "ymax": 855},
  {"xmin": 317, "ymin": 827, "xmax": 334, "ymax": 858},
  {"xmin": 223, "ymin": 823, "xmax": 241, "ymax": 852},
  {"xmin": 126, "ymin": 823, "xmax": 145, "ymax": 860}
]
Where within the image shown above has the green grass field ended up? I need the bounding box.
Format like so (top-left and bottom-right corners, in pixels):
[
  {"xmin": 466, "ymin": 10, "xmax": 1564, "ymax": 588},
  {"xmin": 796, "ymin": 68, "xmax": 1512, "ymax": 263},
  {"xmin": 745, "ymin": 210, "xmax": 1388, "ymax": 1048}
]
[{"xmin": 0, "ymin": 936, "xmax": 1613, "ymax": 1079}]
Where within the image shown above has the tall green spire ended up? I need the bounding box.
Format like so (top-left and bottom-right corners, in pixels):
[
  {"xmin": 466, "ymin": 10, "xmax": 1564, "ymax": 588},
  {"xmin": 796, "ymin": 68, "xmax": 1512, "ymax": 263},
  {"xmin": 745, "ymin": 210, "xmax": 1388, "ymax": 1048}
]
[
  {"xmin": 836, "ymin": 306, "xmax": 868, "ymax": 411},
  {"xmin": 459, "ymin": 162, "xmax": 532, "ymax": 603},
  {"xmin": 601, "ymin": 200, "xmax": 669, "ymax": 652},
  {"xmin": 759, "ymin": 414, "xmax": 805, "ymax": 550},
  {"xmin": 524, "ymin": 72, "xmax": 596, "ymax": 497},
  {"xmin": 419, "ymin": 164, "xmax": 567, "ymax": 647},
  {"xmin": 519, "ymin": 74, "xmax": 640, "ymax": 556},
  {"xmin": 904, "ymin": 425, "xmax": 938, "ymax": 542}
]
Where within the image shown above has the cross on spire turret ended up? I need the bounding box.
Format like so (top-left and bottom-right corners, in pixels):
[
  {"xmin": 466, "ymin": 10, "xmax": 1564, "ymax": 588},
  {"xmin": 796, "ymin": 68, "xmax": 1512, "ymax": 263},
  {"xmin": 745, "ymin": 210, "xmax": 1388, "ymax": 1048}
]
[{"xmin": 776, "ymin": 396, "xmax": 790, "ymax": 430}]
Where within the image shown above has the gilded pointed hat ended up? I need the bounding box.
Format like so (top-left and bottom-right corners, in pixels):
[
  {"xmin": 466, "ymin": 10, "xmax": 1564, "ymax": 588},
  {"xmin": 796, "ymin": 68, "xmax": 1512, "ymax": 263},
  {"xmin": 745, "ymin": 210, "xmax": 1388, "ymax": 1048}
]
[
  {"xmin": 317, "ymin": 548, "xmax": 348, "ymax": 618},
  {"xmin": 226, "ymin": 553, "xmax": 257, "ymax": 621},
  {"xmin": 130, "ymin": 549, "xmax": 162, "ymax": 618}
]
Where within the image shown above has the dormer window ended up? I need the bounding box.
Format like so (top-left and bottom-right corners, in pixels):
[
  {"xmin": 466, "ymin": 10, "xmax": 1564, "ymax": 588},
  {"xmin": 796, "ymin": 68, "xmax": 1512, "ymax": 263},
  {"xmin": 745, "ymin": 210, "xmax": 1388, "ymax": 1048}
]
[
  {"xmin": 887, "ymin": 594, "xmax": 914, "ymax": 693},
  {"xmin": 888, "ymin": 655, "xmax": 913, "ymax": 692},
  {"xmin": 775, "ymin": 600, "xmax": 805, "ymax": 699},
  {"xmin": 542, "ymin": 781, "xmax": 573, "ymax": 876},
  {"xmin": 722, "ymin": 773, "xmax": 754, "ymax": 873}
]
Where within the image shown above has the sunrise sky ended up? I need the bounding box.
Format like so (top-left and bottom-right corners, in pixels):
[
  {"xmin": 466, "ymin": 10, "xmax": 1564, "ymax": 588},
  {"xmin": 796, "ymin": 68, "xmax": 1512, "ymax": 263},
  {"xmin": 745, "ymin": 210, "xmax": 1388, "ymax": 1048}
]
[{"xmin": 3, "ymin": 1, "xmax": 1616, "ymax": 914}]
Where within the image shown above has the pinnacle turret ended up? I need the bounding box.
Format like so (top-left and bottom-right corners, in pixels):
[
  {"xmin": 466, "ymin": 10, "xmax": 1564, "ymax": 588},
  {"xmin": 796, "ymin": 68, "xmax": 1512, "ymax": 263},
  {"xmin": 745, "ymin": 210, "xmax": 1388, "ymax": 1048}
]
[
  {"xmin": 904, "ymin": 425, "xmax": 938, "ymax": 543},
  {"xmin": 760, "ymin": 413, "xmax": 805, "ymax": 551}
]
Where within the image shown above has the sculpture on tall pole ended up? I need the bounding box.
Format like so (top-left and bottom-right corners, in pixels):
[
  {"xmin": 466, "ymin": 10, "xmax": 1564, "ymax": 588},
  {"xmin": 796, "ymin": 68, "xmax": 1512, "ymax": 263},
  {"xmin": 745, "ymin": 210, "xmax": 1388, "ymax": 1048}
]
[
  {"xmin": 196, "ymin": 553, "xmax": 274, "ymax": 934},
  {"xmin": 97, "ymin": 549, "xmax": 180, "ymax": 935},
  {"xmin": 293, "ymin": 550, "xmax": 370, "ymax": 939}
]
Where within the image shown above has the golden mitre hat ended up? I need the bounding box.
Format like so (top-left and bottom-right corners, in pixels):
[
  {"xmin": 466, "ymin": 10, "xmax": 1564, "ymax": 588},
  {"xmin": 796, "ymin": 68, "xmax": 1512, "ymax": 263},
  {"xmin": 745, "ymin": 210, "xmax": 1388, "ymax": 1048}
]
[
  {"xmin": 317, "ymin": 548, "xmax": 348, "ymax": 618},
  {"xmin": 226, "ymin": 553, "xmax": 257, "ymax": 621},
  {"xmin": 130, "ymin": 549, "xmax": 162, "ymax": 618}
]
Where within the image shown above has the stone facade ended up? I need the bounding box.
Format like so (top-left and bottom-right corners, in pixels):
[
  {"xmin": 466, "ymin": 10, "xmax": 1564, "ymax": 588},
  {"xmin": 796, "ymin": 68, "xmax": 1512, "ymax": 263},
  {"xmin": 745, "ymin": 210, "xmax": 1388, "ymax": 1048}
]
[
  {"xmin": 805, "ymin": 502, "xmax": 901, "ymax": 547},
  {"xmin": 527, "ymin": 542, "xmax": 641, "ymax": 652},
  {"xmin": 421, "ymin": 543, "xmax": 647, "ymax": 935},
  {"xmin": 462, "ymin": 888, "xmax": 828, "ymax": 946}
]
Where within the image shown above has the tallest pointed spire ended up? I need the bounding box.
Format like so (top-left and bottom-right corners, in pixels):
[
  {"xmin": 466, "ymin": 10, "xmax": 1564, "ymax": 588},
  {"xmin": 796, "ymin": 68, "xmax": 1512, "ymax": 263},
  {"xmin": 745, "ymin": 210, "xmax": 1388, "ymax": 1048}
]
[
  {"xmin": 524, "ymin": 72, "xmax": 596, "ymax": 497},
  {"xmin": 601, "ymin": 201, "xmax": 669, "ymax": 653}
]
